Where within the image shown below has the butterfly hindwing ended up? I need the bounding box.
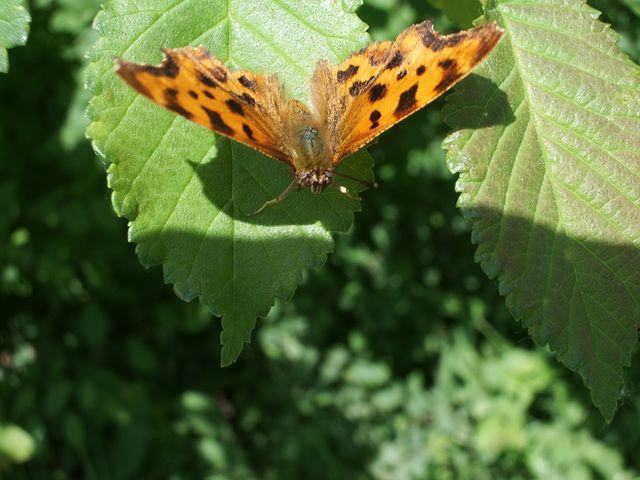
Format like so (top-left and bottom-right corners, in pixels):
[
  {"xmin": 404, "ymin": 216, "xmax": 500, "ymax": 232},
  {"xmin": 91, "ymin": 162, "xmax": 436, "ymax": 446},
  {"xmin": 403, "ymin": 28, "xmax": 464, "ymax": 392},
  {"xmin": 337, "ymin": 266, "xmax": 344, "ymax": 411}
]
[
  {"xmin": 311, "ymin": 21, "xmax": 504, "ymax": 163},
  {"xmin": 117, "ymin": 46, "xmax": 294, "ymax": 166}
]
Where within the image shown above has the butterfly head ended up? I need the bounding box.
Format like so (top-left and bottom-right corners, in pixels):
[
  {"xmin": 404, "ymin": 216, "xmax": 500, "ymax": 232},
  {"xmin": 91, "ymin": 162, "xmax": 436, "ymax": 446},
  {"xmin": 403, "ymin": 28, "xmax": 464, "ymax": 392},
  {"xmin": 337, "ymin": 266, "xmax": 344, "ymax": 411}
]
[{"xmin": 296, "ymin": 169, "xmax": 334, "ymax": 194}]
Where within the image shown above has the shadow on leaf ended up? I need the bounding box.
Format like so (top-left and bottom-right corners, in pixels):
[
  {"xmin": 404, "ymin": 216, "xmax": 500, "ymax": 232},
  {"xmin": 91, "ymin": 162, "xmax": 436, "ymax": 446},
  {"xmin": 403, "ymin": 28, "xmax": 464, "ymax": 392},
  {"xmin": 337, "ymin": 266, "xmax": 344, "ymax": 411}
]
[
  {"xmin": 186, "ymin": 140, "xmax": 374, "ymax": 229},
  {"xmin": 443, "ymin": 73, "xmax": 515, "ymax": 129},
  {"xmin": 461, "ymin": 206, "xmax": 640, "ymax": 422}
]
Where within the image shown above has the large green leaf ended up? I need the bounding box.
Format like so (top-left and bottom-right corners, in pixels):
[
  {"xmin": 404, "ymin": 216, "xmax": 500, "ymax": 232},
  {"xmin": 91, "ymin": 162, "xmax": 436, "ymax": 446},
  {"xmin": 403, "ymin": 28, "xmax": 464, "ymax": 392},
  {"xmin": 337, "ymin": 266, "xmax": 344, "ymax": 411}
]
[
  {"xmin": 443, "ymin": 0, "xmax": 640, "ymax": 420},
  {"xmin": 86, "ymin": 0, "xmax": 371, "ymax": 365},
  {"xmin": 0, "ymin": 0, "xmax": 30, "ymax": 73}
]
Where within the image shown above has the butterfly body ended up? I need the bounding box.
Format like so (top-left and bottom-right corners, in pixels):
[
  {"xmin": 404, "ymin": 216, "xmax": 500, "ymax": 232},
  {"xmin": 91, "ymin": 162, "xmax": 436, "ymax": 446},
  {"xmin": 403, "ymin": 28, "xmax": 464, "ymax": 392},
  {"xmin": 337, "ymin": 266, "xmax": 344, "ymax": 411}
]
[
  {"xmin": 116, "ymin": 20, "xmax": 503, "ymax": 214},
  {"xmin": 288, "ymin": 123, "xmax": 333, "ymax": 192}
]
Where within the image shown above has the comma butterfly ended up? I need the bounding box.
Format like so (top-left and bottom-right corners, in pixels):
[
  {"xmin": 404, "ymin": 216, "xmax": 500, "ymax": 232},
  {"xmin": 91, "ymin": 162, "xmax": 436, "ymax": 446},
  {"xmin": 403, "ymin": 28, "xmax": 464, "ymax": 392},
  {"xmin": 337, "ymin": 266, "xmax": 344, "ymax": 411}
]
[{"xmin": 116, "ymin": 20, "xmax": 503, "ymax": 215}]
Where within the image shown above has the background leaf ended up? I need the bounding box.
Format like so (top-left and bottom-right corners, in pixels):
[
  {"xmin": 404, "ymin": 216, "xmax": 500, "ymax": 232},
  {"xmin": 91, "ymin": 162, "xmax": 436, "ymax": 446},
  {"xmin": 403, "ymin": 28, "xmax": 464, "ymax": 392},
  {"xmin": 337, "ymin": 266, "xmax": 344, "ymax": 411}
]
[
  {"xmin": 86, "ymin": 0, "xmax": 372, "ymax": 365},
  {"xmin": 0, "ymin": 424, "xmax": 36, "ymax": 465},
  {"xmin": 619, "ymin": 0, "xmax": 640, "ymax": 16},
  {"xmin": 0, "ymin": 0, "xmax": 30, "ymax": 73},
  {"xmin": 443, "ymin": 0, "xmax": 640, "ymax": 420},
  {"xmin": 427, "ymin": 0, "xmax": 483, "ymax": 28}
]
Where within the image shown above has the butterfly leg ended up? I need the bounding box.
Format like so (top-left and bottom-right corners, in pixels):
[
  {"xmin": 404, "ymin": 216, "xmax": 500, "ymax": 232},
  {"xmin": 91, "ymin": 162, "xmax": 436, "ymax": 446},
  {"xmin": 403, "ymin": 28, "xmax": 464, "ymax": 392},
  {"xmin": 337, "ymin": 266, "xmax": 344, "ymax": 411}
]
[{"xmin": 247, "ymin": 179, "xmax": 300, "ymax": 216}]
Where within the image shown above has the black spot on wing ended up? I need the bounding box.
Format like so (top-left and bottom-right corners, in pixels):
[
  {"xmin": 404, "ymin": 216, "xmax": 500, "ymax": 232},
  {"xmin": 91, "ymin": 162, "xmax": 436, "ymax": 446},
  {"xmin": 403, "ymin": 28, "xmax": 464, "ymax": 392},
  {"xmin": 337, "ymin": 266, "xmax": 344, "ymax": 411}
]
[
  {"xmin": 238, "ymin": 75, "xmax": 257, "ymax": 90},
  {"xmin": 161, "ymin": 54, "xmax": 180, "ymax": 77},
  {"xmin": 435, "ymin": 59, "xmax": 463, "ymax": 93},
  {"xmin": 203, "ymin": 90, "xmax": 215, "ymax": 100},
  {"xmin": 396, "ymin": 69, "xmax": 407, "ymax": 81},
  {"xmin": 188, "ymin": 90, "xmax": 198, "ymax": 99},
  {"xmin": 202, "ymin": 106, "xmax": 234, "ymax": 135},
  {"xmin": 368, "ymin": 84, "xmax": 387, "ymax": 103},
  {"xmin": 337, "ymin": 64, "xmax": 359, "ymax": 83},
  {"xmin": 435, "ymin": 69, "xmax": 463, "ymax": 93},
  {"xmin": 197, "ymin": 71, "xmax": 217, "ymax": 88},
  {"xmin": 349, "ymin": 81, "xmax": 365, "ymax": 97},
  {"xmin": 385, "ymin": 51, "xmax": 404, "ymax": 70},
  {"xmin": 349, "ymin": 76, "xmax": 375, "ymax": 97},
  {"xmin": 241, "ymin": 93, "xmax": 256, "ymax": 107},
  {"xmin": 416, "ymin": 20, "xmax": 467, "ymax": 51},
  {"xmin": 163, "ymin": 88, "xmax": 192, "ymax": 119},
  {"xmin": 416, "ymin": 21, "xmax": 442, "ymax": 50},
  {"xmin": 369, "ymin": 110, "xmax": 381, "ymax": 129},
  {"xmin": 442, "ymin": 32, "xmax": 466, "ymax": 49},
  {"xmin": 243, "ymin": 123, "xmax": 255, "ymax": 141},
  {"xmin": 416, "ymin": 65, "xmax": 426, "ymax": 76},
  {"xmin": 166, "ymin": 102, "xmax": 192, "ymax": 119},
  {"xmin": 226, "ymin": 99, "xmax": 245, "ymax": 116},
  {"xmin": 439, "ymin": 59, "xmax": 456, "ymax": 70},
  {"xmin": 394, "ymin": 83, "xmax": 418, "ymax": 117}
]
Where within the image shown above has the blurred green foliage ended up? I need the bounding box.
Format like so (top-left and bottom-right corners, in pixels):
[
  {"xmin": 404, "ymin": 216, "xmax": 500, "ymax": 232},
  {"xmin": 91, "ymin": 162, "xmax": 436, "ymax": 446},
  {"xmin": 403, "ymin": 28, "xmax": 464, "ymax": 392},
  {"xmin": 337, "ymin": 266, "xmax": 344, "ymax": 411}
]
[{"xmin": 1, "ymin": 0, "xmax": 639, "ymax": 478}]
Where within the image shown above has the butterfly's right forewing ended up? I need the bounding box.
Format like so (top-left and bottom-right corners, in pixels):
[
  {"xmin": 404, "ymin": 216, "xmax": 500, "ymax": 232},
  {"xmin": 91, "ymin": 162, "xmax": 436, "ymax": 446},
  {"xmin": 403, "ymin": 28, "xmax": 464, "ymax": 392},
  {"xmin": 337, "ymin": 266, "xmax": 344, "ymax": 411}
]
[{"xmin": 312, "ymin": 21, "xmax": 503, "ymax": 163}]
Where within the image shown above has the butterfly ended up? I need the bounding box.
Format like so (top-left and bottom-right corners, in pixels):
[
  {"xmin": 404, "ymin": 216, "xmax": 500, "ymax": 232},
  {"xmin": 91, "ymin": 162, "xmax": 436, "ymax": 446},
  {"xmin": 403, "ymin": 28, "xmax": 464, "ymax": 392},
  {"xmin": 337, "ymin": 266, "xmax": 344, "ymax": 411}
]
[{"xmin": 116, "ymin": 20, "xmax": 503, "ymax": 215}]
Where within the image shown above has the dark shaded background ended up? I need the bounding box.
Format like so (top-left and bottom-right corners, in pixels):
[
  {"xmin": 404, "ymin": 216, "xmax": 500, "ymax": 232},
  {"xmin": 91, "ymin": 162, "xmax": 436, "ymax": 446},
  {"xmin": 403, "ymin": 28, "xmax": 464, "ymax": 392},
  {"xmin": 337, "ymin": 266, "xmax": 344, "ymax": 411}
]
[{"xmin": 1, "ymin": 0, "xmax": 639, "ymax": 478}]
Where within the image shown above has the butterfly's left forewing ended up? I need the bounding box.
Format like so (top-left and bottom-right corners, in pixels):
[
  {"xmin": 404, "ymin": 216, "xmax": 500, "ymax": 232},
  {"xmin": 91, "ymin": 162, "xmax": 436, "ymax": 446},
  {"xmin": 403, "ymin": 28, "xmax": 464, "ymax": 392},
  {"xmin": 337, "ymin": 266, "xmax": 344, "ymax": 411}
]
[
  {"xmin": 117, "ymin": 47, "xmax": 295, "ymax": 166},
  {"xmin": 311, "ymin": 21, "xmax": 504, "ymax": 163}
]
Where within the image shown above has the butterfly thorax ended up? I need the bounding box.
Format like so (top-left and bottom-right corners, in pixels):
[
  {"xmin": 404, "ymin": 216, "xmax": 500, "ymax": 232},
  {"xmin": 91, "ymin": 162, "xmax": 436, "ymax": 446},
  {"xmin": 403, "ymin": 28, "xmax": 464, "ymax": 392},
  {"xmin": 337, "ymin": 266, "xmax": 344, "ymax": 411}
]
[{"xmin": 292, "ymin": 125, "xmax": 334, "ymax": 193}]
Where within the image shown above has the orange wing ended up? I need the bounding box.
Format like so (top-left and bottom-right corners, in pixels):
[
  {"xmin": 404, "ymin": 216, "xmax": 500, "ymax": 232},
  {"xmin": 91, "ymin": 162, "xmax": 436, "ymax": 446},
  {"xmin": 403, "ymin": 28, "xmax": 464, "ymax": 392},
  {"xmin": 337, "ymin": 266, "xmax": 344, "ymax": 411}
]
[
  {"xmin": 311, "ymin": 21, "xmax": 504, "ymax": 163},
  {"xmin": 116, "ymin": 47, "xmax": 295, "ymax": 166}
]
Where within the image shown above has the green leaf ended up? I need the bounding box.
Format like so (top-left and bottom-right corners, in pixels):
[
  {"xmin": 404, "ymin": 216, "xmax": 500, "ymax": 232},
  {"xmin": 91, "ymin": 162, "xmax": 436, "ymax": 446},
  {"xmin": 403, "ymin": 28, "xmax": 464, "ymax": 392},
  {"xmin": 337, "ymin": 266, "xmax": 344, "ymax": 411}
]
[
  {"xmin": 0, "ymin": 0, "xmax": 30, "ymax": 73},
  {"xmin": 443, "ymin": 0, "xmax": 640, "ymax": 421},
  {"xmin": 86, "ymin": 0, "xmax": 371, "ymax": 365},
  {"xmin": 427, "ymin": 0, "xmax": 483, "ymax": 28}
]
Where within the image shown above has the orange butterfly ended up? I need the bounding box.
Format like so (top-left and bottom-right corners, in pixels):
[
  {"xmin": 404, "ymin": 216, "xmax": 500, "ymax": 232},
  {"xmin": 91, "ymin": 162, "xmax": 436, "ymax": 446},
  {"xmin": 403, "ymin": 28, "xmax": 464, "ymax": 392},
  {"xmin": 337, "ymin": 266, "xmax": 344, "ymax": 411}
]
[{"xmin": 117, "ymin": 20, "xmax": 503, "ymax": 215}]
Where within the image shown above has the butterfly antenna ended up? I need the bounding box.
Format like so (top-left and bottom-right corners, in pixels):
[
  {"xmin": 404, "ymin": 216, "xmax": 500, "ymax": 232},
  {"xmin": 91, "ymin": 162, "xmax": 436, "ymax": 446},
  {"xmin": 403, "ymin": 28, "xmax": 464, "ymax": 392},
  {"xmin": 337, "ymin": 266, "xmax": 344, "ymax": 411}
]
[
  {"xmin": 334, "ymin": 171, "xmax": 378, "ymax": 189},
  {"xmin": 247, "ymin": 179, "xmax": 299, "ymax": 217}
]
